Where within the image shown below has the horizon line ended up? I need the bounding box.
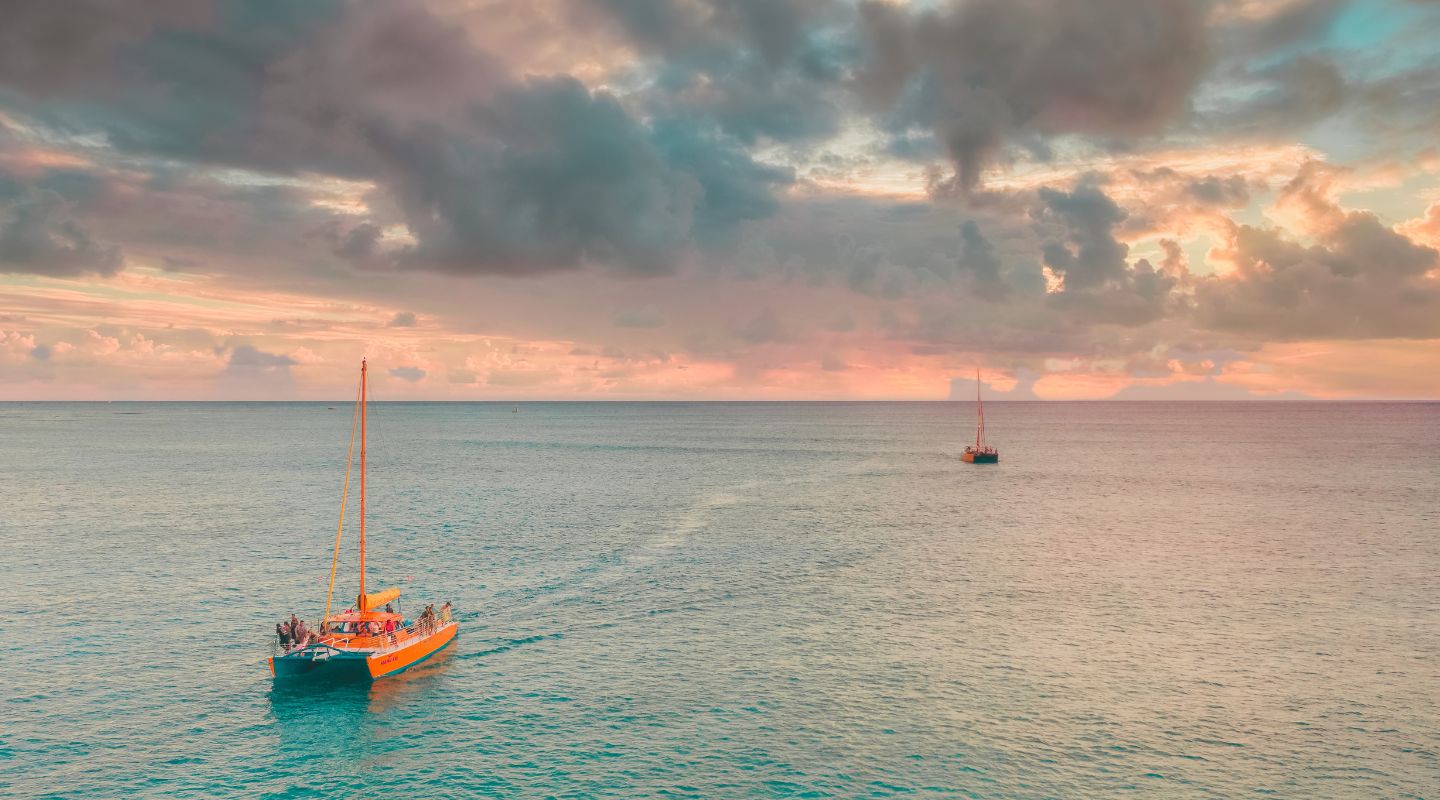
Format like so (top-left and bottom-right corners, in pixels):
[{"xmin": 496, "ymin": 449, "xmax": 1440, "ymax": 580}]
[{"xmin": 4, "ymin": 398, "xmax": 1437, "ymax": 404}]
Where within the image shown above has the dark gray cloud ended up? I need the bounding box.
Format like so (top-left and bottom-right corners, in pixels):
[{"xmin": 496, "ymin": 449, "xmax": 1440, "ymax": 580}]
[
  {"xmin": 1, "ymin": 0, "xmax": 793, "ymax": 277},
  {"xmin": 1034, "ymin": 185, "xmax": 1129, "ymax": 291},
  {"xmin": 1227, "ymin": 0, "xmax": 1345, "ymax": 53},
  {"xmin": 7, "ymin": 1, "xmax": 351, "ymax": 176},
  {"xmin": 0, "ymin": 0, "xmax": 209, "ymax": 95},
  {"xmin": 1197, "ymin": 1, "xmax": 1440, "ymax": 144},
  {"xmin": 1204, "ymin": 55, "xmax": 1347, "ymax": 136},
  {"xmin": 387, "ymin": 311, "xmax": 417, "ymax": 327},
  {"xmin": 738, "ymin": 307, "xmax": 789, "ymax": 344},
  {"xmin": 855, "ymin": 0, "xmax": 1211, "ymax": 193},
  {"xmin": 221, "ymin": 343, "xmax": 297, "ymax": 395},
  {"xmin": 227, "ymin": 345, "xmax": 295, "ymax": 369},
  {"xmin": 0, "ymin": 188, "xmax": 123, "ymax": 276},
  {"xmin": 957, "ymin": 221, "xmax": 1007, "ymax": 300},
  {"xmin": 737, "ymin": 195, "xmax": 1042, "ymax": 300},
  {"xmin": 585, "ymin": 0, "xmax": 850, "ymax": 144},
  {"xmin": 388, "ymin": 365, "xmax": 425, "ymax": 381},
  {"xmin": 359, "ymin": 76, "xmax": 790, "ymax": 274},
  {"xmin": 1033, "ymin": 184, "xmax": 1182, "ymax": 325},
  {"xmin": 614, "ymin": 304, "xmax": 665, "ymax": 328}
]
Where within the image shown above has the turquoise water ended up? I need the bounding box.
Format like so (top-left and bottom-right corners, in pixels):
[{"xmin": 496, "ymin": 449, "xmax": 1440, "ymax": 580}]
[{"xmin": 2, "ymin": 402, "xmax": 1437, "ymax": 798}]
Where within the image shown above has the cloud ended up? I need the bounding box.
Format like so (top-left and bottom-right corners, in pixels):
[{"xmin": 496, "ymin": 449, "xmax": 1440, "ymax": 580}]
[
  {"xmin": 738, "ymin": 307, "xmax": 789, "ymax": 343},
  {"xmin": 957, "ymin": 220, "xmax": 1007, "ymax": 300},
  {"xmin": 486, "ymin": 368, "xmax": 556, "ymax": 387},
  {"xmin": 1196, "ymin": 219, "xmax": 1440, "ymax": 339},
  {"xmin": 220, "ymin": 345, "xmax": 298, "ymax": 395},
  {"xmin": 739, "ymin": 194, "xmax": 1043, "ymax": 300},
  {"xmin": 358, "ymin": 76, "xmax": 792, "ymax": 274},
  {"xmin": 1, "ymin": 1, "xmax": 794, "ymax": 278},
  {"xmin": 226, "ymin": 345, "xmax": 296, "ymax": 370},
  {"xmin": 856, "ymin": 0, "xmax": 1210, "ymax": 194},
  {"xmin": 614, "ymin": 304, "xmax": 665, "ymax": 328},
  {"xmin": 1034, "ymin": 184, "xmax": 1182, "ymax": 325},
  {"xmin": 1108, "ymin": 376, "xmax": 1313, "ymax": 401},
  {"xmin": 949, "ymin": 368, "xmax": 1040, "ymax": 400},
  {"xmin": 388, "ymin": 365, "xmax": 425, "ymax": 381},
  {"xmin": 1206, "ymin": 55, "xmax": 1347, "ymax": 136},
  {"xmin": 0, "ymin": 188, "xmax": 123, "ymax": 276},
  {"xmin": 1190, "ymin": 161, "xmax": 1440, "ymax": 338},
  {"xmin": 1, "ymin": 0, "xmax": 1437, "ymax": 401},
  {"xmin": 586, "ymin": 0, "xmax": 849, "ymax": 144},
  {"xmin": 1399, "ymin": 201, "xmax": 1440, "ymax": 248},
  {"xmin": 0, "ymin": 0, "xmax": 207, "ymax": 95}
]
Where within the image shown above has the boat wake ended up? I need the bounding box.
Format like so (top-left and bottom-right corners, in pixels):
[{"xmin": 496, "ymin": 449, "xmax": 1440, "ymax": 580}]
[{"xmin": 637, "ymin": 486, "xmax": 750, "ymax": 559}]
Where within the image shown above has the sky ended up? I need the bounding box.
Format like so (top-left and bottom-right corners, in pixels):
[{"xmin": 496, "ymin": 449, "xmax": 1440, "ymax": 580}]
[{"xmin": 2, "ymin": 0, "xmax": 1439, "ymax": 400}]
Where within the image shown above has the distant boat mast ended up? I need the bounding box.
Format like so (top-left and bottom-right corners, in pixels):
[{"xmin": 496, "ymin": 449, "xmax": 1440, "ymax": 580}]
[{"xmin": 975, "ymin": 366, "xmax": 986, "ymax": 451}]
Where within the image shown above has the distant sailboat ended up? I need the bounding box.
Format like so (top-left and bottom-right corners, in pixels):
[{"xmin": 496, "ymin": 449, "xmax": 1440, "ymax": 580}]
[{"xmin": 962, "ymin": 368, "xmax": 999, "ymax": 464}]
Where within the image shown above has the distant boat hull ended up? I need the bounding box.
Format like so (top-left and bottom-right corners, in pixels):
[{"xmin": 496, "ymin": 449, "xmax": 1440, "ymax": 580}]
[
  {"xmin": 269, "ymin": 622, "xmax": 458, "ymax": 681},
  {"xmin": 962, "ymin": 451, "xmax": 999, "ymax": 464}
]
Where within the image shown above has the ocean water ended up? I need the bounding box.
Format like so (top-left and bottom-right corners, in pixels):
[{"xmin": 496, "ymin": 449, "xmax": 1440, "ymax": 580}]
[{"xmin": 2, "ymin": 401, "xmax": 1437, "ymax": 798}]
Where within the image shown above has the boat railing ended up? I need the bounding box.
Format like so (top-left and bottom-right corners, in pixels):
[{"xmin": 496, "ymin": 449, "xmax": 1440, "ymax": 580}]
[
  {"xmin": 368, "ymin": 606, "xmax": 454, "ymax": 653},
  {"xmin": 274, "ymin": 606, "xmax": 454, "ymax": 656}
]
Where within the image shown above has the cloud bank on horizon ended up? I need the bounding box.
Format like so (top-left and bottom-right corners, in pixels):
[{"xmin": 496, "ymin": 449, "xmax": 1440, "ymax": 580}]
[{"xmin": 2, "ymin": 0, "xmax": 1438, "ymax": 399}]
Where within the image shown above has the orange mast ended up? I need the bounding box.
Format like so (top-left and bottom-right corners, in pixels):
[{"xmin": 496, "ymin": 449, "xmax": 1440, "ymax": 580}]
[
  {"xmin": 359, "ymin": 358, "xmax": 367, "ymax": 604},
  {"xmin": 975, "ymin": 367, "xmax": 986, "ymax": 450}
]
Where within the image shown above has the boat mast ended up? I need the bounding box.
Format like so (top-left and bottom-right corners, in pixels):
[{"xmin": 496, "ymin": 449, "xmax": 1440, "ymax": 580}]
[
  {"xmin": 359, "ymin": 358, "xmax": 367, "ymax": 605},
  {"xmin": 322, "ymin": 380, "xmax": 361, "ymax": 624},
  {"xmin": 975, "ymin": 367, "xmax": 986, "ymax": 450}
]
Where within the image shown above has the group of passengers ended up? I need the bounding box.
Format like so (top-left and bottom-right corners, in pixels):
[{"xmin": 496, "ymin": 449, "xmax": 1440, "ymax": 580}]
[
  {"xmin": 416, "ymin": 602, "xmax": 452, "ymax": 633},
  {"xmin": 276, "ymin": 602, "xmax": 451, "ymax": 651},
  {"xmin": 337, "ymin": 603, "xmax": 402, "ymax": 637},
  {"xmin": 275, "ymin": 614, "xmax": 320, "ymax": 651}
]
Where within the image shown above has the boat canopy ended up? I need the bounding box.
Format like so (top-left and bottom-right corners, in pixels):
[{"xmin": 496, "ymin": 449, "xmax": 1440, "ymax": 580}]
[{"xmin": 358, "ymin": 586, "xmax": 401, "ymax": 611}]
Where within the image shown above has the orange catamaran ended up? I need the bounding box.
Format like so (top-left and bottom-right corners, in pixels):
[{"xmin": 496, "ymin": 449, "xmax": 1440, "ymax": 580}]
[
  {"xmin": 269, "ymin": 358, "xmax": 457, "ymax": 680},
  {"xmin": 961, "ymin": 368, "xmax": 1000, "ymax": 464}
]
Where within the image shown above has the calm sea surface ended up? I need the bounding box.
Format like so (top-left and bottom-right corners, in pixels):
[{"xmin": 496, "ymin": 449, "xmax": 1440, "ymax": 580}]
[{"xmin": 2, "ymin": 402, "xmax": 1437, "ymax": 798}]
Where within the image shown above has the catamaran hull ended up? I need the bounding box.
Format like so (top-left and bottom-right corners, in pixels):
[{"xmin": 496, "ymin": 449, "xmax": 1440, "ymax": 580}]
[
  {"xmin": 368, "ymin": 623, "xmax": 457, "ymax": 679},
  {"xmin": 269, "ymin": 648, "xmax": 372, "ymax": 681},
  {"xmin": 962, "ymin": 452, "xmax": 999, "ymax": 463},
  {"xmin": 269, "ymin": 623, "xmax": 458, "ymax": 682}
]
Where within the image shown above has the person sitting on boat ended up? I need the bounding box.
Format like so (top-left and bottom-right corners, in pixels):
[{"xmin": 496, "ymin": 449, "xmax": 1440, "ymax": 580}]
[
  {"xmin": 385, "ymin": 603, "xmax": 395, "ymax": 614},
  {"xmin": 384, "ymin": 617, "xmax": 396, "ymax": 634}
]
